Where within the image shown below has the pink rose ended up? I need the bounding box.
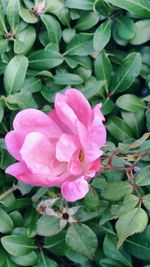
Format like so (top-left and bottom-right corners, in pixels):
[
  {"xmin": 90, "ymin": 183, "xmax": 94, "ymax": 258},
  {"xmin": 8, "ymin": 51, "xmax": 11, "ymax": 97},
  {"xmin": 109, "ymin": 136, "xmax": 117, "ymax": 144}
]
[{"xmin": 5, "ymin": 89, "xmax": 106, "ymax": 202}]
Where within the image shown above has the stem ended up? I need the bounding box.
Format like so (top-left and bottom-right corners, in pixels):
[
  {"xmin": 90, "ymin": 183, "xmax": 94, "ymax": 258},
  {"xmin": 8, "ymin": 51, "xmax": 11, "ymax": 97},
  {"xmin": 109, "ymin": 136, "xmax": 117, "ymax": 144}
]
[
  {"xmin": 0, "ymin": 185, "xmax": 18, "ymax": 202},
  {"xmin": 126, "ymin": 168, "xmax": 142, "ymax": 202}
]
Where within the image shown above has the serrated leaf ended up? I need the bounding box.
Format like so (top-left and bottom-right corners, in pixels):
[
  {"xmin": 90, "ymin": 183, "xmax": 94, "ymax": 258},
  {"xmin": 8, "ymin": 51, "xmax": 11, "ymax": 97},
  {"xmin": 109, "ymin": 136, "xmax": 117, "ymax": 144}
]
[
  {"xmin": 66, "ymin": 224, "xmax": 97, "ymax": 259},
  {"xmin": 93, "ymin": 21, "xmax": 111, "ymax": 52},
  {"xmin": 116, "ymin": 208, "xmax": 148, "ymax": 248},
  {"xmin": 136, "ymin": 166, "xmax": 150, "ymax": 186},
  {"xmin": 127, "ymin": 225, "xmax": 150, "ymax": 261},
  {"xmin": 103, "ymin": 181, "xmax": 133, "ymax": 201}
]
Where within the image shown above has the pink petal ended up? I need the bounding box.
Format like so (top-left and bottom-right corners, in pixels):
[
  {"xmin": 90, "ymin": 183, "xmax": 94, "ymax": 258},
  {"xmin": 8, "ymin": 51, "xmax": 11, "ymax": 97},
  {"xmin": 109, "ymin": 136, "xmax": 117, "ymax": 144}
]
[
  {"xmin": 20, "ymin": 132, "xmax": 54, "ymax": 175},
  {"xmin": 55, "ymin": 93, "xmax": 77, "ymax": 133},
  {"xmin": 36, "ymin": 0, "xmax": 45, "ymax": 14},
  {"xmin": 86, "ymin": 159, "xmax": 101, "ymax": 178},
  {"xmin": 56, "ymin": 134, "xmax": 79, "ymax": 162},
  {"xmin": 48, "ymin": 109, "xmax": 72, "ymax": 134},
  {"xmin": 65, "ymin": 88, "xmax": 92, "ymax": 127},
  {"xmin": 5, "ymin": 130, "xmax": 25, "ymax": 161},
  {"xmin": 6, "ymin": 162, "xmax": 73, "ymax": 187},
  {"xmin": 13, "ymin": 109, "xmax": 61, "ymax": 140},
  {"xmin": 61, "ymin": 177, "xmax": 89, "ymax": 202},
  {"xmin": 92, "ymin": 104, "xmax": 105, "ymax": 124},
  {"xmin": 67, "ymin": 149, "xmax": 83, "ymax": 176}
]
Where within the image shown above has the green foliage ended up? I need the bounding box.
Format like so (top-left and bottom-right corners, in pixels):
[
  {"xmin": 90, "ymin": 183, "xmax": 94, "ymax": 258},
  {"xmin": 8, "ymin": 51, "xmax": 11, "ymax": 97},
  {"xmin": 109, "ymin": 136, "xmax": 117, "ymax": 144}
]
[{"xmin": 0, "ymin": 0, "xmax": 149, "ymax": 266}]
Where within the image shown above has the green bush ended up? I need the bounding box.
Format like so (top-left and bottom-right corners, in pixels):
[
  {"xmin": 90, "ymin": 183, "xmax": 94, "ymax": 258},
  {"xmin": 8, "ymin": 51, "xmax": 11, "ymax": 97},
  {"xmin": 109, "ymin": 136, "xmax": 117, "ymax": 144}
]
[{"xmin": 0, "ymin": 0, "xmax": 150, "ymax": 266}]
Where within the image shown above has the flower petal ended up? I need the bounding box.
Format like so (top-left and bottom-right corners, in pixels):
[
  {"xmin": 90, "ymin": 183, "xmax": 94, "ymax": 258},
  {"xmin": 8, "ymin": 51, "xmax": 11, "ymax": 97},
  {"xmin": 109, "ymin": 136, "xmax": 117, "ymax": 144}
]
[
  {"xmin": 20, "ymin": 132, "xmax": 54, "ymax": 175},
  {"xmin": 5, "ymin": 130, "xmax": 25, "ymax": 161},
  {"xmin": 56, "ymin": 134, "xmax": 79, "ymax": 162},
  {"xmin": 61, "ymin": 177, "xmax": 89, "ymax": 202},
  {"xmin": 65, "ymin": 88, "xmax": 91, "ymax": 126},
  {"xmin": 6, "ymin": 162, "xmax": 72, "ymax": 187},
  {"xmin": 55, "ymin": 93, "xmax": 77, "ymax": 133},
  {"xmin": 13, "ymin": 108, "xmax": 61, "ymax": 140}
]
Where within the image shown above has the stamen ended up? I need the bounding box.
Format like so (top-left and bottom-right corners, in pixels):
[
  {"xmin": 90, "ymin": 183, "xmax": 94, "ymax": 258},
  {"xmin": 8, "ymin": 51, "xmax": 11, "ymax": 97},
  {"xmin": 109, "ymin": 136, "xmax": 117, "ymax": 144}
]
[{"xmin": 79, "ymin": 149, "xmax": 85, "ymax": 162}]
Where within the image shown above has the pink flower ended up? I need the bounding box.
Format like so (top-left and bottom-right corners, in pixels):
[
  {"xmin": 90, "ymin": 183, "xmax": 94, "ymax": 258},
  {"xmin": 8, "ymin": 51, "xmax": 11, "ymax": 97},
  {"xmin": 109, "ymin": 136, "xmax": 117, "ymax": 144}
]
[
  {"xmin": 34, "ymin": 0, "xmax": 45, "ymax": 14},
  {"xmin": 5, "ymin": 89, "xmax": 106, "ymax": 202}
]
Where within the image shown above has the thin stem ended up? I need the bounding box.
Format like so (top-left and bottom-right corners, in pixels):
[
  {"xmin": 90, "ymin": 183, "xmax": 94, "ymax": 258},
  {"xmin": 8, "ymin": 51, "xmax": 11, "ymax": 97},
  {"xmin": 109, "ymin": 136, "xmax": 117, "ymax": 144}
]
[{"xmin": 0, "ymin": 184, "xmax": 18, "ymax": 202}]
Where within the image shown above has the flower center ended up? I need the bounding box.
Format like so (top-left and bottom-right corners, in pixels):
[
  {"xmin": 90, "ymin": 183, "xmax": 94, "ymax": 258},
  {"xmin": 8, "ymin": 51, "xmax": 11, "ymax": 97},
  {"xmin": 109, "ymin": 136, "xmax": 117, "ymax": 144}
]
[{"xmin": 79, "ymin": 149, "xmax": 85, "ymax": 162}]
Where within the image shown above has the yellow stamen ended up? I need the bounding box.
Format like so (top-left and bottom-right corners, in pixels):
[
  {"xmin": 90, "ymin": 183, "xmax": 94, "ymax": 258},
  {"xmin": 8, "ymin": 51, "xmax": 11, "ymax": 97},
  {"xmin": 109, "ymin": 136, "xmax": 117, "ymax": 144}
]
[{"xmin": 79, "ymin": 149, "xmax": 85, "ymax": 162}]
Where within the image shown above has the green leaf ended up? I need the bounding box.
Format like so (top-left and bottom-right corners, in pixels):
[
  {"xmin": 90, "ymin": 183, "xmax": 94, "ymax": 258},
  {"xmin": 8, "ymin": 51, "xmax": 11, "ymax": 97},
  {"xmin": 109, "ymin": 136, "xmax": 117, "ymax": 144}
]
[
  {"xmin": 130, "ymin": 19, "xmax": 150, "ymax": 45},
  {"xmin": 66, "ymin": 224, "xmax": 97, "ymax": 259},
  {"xmin": 54, "ymin": 73, "xmax": 83, "ymax": 85},
  {"xmin": 40, "ymin": 14, "xmax": 62, "ymax": 44},
  {"xmin": 121, "ymin": 110, "xmax": 145, "ymax": 138},
  {"xmin": 64, "ymin": 33, "xmax": 93, "ymax": 56},
  {"xmin": 1, "ymin": 235, "xmax": 36, "ymax": 256},
  {"xmin": 14, "ymin": 25, "xmax": 36, "ymax": 55},
  {"xmin": 100, "ymin": 258, "xmax": 126, "ymax": 267},
  {"xmin": 29, "ymin": 49, "xmax": 63, "ymax": 70},
  {"xmin": 35, "ymin": 252, "xmax": 58, "ymax": 267},
  {"xmin": 65, "ymin": 0, "xmax": 94, "ymax": 10},
  {"xmin": 19, "ymin": 7, "xmax": 38, "ymax": 24},
  {"xmin": 111, "ymin": 53, "xmax": 142, "ymax": 94},
  {"xmin": 127, "ymin": 225, "xmax": 150, "ymax": 261},
  {"xmin": 143, "ymin": 194, "xmax": 150, "ymax": 211},
  {"xmin": 6, "ymin": 0, "xmax": 20, "ymax": 33},
  {"xmin": 44, "ymin": 231, "xmax": 69, "ymax": 256},
  {"xmin": 94, "ymin": 51, "xmax": 112, "ymax": 88},
  {"xmin": 0, "ymin": 207, "xmax": 14, "ymax": 233},
  {"xmin": 136, "ymin": 166, "xmax": 150, "ymax": 186},
  {"xmin": 80, "ymin": 79, "xmax": 106, "ymax": 99},
  {"xmin": 114, "ymin": 16, "xmax": 135, "ymax": 40},
  {"xmin": 93, "ymin": 21, "xmax": 111, "ymax": 52},
  {"xmin": 146, "ymin": 110, "xmax": 150, "ymax": 131},
  {"xmin": 63, "ymin": 28, "xmax": 76, "ymax": 43},
  {"xmin": 4, "ymin": 55, "xmax": 28, "ymax": 94},
  {"xmin": 101, "ymin": 97, "xmax": 114, "ymax": 115},
  {"xmin": 116, "ymin": 94, "xmax": 146, "ymax": 112},
  {"xmin": 116, "ymin": 208, "xmax": 148, "ymax": 248},
  {"xmin": 4, "ymin": 91, "xmax": 38, "ymax": 110},
  {"xmin": 83, "ymin": 189, "xmax": 100, "ymax": 210},
  {"xmin": 106, "ymin": 116, "xmax": 134, "ymax": 142},
  {"xmin": 10, "ymin": 251, "xmax": 38, "ymax": 266},
  {"xmin": 103, "ymin": 181, "xmax": 133, "ymax": 201},
  {"xmin": 111, "ymin": 194, "xmax": 139, "ymax": 217},
  {"xmin": 103, "ymin": 235, "xmax": 132, "ymax": 266},
  {"xmin": 75, "ymin": 12, "xmax": 99, "ymax": 31},
  {"xmin": 37, "ymin": 216, "xmax": 63, "ymax": 237},
  {"xmin": 105, "ymin": 0, "xmax": 150, "ymax": 18}
]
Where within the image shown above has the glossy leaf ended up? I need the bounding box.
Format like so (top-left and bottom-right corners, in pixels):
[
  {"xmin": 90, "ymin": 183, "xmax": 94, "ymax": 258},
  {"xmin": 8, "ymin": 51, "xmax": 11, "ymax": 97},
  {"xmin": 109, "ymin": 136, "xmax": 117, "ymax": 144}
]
[
  {"xmin": 93, "ymin": 21, "xmax": 111, "ymax": 52},
  {"xmin": 4, "ymin": 55, "xmax": 28, "ymax": 94}
]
